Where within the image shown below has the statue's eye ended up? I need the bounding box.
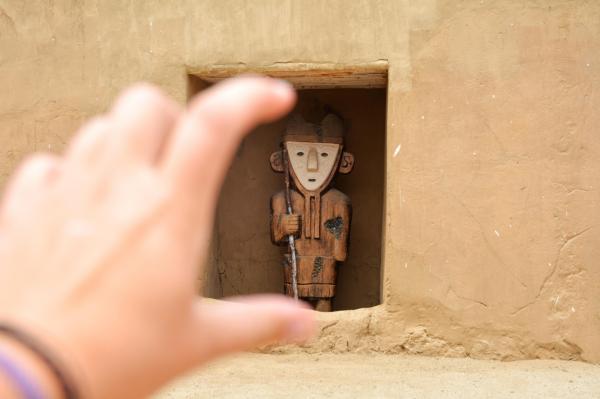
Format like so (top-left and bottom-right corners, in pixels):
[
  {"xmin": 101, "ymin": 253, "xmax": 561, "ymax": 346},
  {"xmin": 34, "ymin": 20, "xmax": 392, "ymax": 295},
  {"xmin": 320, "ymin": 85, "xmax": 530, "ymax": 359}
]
[
  {"xmin": 321, "ymin": 153, "xmax": 328, "ymax": 157},
  {"xmin": 297, "ymin": 151, "xmax": 304, "ymax": 156}
]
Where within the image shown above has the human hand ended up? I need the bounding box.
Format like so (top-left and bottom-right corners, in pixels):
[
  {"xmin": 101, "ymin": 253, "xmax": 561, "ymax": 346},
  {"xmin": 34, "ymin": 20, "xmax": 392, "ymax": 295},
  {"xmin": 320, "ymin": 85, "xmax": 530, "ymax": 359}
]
[
  {"xmin": 282, "ymin": 214, "xmax": 302, "ymax": 237},
  {"xmin": 0, "ymin": 77, "xmax": 314, "ymax": 398}
]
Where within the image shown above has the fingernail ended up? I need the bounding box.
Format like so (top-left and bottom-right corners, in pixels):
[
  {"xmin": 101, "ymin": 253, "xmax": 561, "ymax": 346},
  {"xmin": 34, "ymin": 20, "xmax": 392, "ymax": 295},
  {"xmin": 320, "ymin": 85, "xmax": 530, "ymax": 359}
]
[
  {"xmin": 285, "ymin": 319, "xmax": 313, "ymax": 343},
  {"xmin": 272, "ymin": 79, "xmax": 295, "ymax": 99}
]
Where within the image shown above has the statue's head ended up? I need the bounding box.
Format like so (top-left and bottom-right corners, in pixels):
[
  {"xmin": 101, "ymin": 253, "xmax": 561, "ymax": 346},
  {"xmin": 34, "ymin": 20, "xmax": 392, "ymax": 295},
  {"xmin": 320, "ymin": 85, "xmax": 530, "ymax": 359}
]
[{"xmin": 270, "ymin": 114, "xmax": 354, "ymax": 193}]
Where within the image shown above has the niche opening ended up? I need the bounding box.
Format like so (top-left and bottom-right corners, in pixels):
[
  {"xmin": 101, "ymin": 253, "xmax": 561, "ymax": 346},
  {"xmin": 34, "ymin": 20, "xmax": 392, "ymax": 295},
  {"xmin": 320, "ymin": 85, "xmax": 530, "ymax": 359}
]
[{"xmin": 190, "ymin": 68, "xmax": 386, "ymax": 311}]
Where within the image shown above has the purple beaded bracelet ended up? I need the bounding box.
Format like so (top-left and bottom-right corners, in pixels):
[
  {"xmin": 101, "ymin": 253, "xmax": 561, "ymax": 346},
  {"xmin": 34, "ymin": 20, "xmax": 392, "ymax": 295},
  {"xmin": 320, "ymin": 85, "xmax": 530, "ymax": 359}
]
[
  {"xmin": 0, "ymin": 349, "xmax": 45, "ymax": 399},
  {"xmin": 0, "ymin": 323, "xmax": 78, "ymax": 399}
]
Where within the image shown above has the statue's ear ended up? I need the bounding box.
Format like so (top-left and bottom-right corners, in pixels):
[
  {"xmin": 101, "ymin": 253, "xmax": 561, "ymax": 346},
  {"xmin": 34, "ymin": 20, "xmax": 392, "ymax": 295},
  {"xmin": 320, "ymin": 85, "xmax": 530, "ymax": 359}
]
[
  {"xmin": 270, "ymin": 150, "xmax": 285, "ymax": 172},
  {"xmin": 338, "ymin": 152, "xmax": 354, "ymax": 174}
]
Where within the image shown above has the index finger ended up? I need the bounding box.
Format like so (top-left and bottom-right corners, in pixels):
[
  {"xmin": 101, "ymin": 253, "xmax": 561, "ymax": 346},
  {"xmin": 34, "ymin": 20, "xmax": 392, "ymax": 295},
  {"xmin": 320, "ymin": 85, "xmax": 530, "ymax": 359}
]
[{"xmin": 160, "ymin": 76, "xmax": 296, "ymax": 232}]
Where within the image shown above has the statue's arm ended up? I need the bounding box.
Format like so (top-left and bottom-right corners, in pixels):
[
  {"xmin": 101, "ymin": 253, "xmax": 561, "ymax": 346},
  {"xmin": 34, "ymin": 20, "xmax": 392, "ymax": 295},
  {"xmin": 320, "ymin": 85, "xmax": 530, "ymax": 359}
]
[
  {"xmin": 270, "ymin": 192, "xmax": 288, "ymax": 244},
  {"xmin": 333, "ymin": 198, "xmax": 352, "ymax": 262}
]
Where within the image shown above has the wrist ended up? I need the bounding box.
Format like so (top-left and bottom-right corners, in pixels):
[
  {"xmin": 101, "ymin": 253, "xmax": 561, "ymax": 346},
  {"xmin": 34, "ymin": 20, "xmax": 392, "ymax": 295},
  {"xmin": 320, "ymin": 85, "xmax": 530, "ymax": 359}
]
[{"xmin": 0, "ymin": 334, "xmax": 63, "ymax": 399}]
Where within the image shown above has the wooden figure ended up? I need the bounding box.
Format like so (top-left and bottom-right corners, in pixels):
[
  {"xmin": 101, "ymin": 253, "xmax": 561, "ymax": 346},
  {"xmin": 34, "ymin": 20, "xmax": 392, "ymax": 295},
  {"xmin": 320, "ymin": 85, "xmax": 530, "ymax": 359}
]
[{"xmin": 270, "ymin": 114, "xmax": 354, "ymax": 311}]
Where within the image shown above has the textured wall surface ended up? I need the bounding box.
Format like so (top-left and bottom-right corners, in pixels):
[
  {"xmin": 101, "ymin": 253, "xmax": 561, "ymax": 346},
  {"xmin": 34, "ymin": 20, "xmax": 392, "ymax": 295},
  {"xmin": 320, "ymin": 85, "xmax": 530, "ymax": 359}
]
[{"xmin": 0, "ymin": 0, "xmax": 599, "ymax": 362}]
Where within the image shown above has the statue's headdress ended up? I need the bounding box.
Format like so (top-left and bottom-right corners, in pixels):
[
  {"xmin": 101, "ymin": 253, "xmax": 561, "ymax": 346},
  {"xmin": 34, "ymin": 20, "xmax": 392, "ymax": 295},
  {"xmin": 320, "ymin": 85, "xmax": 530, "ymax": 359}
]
[{"xmin": 283, "ymin": 114, "xmax": 344, "ymax": 144}]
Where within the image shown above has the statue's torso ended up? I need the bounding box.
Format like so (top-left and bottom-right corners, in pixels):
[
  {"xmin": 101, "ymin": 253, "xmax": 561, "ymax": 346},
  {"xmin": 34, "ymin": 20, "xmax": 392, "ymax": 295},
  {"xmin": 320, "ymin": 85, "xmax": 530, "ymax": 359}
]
[
  {"xmin": 271, "ymin": 188, "xmax": 351, "ymax": 298},
  {"xmin": 286, "ymin": 188, "xmax": 350, "ymax": 256}
]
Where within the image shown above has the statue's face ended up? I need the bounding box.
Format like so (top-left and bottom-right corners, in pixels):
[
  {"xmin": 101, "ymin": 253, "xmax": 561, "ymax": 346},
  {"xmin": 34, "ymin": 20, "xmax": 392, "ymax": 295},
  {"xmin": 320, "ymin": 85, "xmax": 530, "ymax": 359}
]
[{"xmin": 286, "ymin": 141, "xmax": 341, "ymax": 192}]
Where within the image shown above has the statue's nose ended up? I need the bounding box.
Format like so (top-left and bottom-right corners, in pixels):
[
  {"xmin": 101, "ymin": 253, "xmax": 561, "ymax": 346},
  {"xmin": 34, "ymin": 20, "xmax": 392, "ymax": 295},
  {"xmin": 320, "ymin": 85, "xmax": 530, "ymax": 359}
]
[{"xmin": 307, "ymin": 148, "xmax": 318, "ymax": 171}]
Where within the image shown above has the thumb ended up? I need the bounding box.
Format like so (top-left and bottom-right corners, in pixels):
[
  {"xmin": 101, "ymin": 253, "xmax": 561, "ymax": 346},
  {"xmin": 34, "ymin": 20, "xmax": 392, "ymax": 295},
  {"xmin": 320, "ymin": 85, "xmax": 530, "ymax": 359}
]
[{"xmin": 189, "ymin": 295, "xmax": 315, "ymax": 361}]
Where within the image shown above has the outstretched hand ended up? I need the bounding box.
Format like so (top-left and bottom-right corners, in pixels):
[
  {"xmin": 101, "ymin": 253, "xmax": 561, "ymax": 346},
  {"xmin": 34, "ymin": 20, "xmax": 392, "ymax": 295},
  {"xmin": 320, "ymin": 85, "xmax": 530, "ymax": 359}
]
[{"xmin": 0, "ymin": 76, "xmax": 314, "ymax": 398}]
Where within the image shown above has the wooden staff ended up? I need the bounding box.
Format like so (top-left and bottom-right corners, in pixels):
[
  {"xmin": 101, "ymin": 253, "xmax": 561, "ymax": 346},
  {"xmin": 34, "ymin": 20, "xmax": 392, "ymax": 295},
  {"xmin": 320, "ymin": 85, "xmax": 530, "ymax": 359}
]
[{"xmin": 282, "ymin": 149, "xmax": 298, "ymax": 300}]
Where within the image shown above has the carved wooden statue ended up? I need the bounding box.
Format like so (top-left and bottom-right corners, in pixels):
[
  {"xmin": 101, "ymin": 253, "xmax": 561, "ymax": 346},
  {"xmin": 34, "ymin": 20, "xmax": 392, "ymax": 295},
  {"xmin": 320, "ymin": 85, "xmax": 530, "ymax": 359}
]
[{"xmin": 270, "ymin": 114, "xmax": 354, "ymax": 311}]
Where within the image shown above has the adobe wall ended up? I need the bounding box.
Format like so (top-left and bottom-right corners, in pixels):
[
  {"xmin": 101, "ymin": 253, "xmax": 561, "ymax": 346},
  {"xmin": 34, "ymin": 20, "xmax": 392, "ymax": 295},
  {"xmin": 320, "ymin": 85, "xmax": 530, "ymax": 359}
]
[{"xmin": 0, "ymin": 0, "xmax": 599, "ymax": 362}]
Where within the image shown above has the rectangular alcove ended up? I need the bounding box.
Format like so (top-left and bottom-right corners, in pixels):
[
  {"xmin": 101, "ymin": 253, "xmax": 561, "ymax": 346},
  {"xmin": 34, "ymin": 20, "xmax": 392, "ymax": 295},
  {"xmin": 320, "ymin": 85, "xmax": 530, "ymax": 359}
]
[{"xmin": 190, "ymin": 65, "xmax": 387, "ymax": 311}]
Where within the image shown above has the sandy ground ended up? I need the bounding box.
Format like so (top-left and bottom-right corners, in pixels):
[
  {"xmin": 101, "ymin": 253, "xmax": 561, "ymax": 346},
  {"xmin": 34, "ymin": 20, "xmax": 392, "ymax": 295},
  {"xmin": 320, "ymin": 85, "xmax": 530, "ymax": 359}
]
[{"xmin": 153, "ymin": 353, "xmax": 600, "ymax": 398}]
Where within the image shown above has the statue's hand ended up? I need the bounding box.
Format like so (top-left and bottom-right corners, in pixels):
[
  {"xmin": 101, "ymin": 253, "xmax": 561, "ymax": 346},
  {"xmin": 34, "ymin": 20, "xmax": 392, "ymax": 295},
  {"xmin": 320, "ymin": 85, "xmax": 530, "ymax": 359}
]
[{"xmin": 282, "ymin": 214, "xmax": 302, "ymax": 237}]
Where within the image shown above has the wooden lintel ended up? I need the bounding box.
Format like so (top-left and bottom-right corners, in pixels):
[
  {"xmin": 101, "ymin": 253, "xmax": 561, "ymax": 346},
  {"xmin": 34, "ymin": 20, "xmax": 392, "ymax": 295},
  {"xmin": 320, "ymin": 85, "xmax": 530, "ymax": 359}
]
[{"xmin": 188, "ymin": 63, "xmax": 388, "ymax": 89}]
